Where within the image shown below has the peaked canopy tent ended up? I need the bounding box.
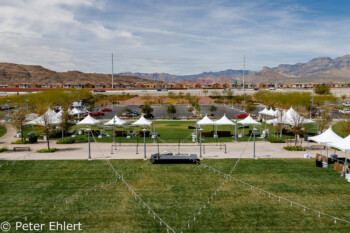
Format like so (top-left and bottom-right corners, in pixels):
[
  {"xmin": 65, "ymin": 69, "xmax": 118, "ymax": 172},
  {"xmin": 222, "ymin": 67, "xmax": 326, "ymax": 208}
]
[
  {"xmin": 195, "ymin": 115, "xmax": 215, "ymax": 139},
  {"xmin": 214, "ymin": 114, "xmax": 236, "ymax": 136},
  {"xmin": 267, "ymin": 108, "xmax": 276, "ymax": 116},
  {"xmin": 196, "ymin": 115, "xmax": 215, "ymax": 126},
  {"xmin": 26, "ymin": 108, "xmax": 61, "ymax": 126},
  {"xmin": 329, "ymin": 135, "xmax": 350, "ymax": 152},
  {"xmin": 131, "ymin": 115, "xmax": 152, "ymax": 127},
  {"xmin": 77, "ymin": 114, "xmax": 101, "ymax": 160},
  {"xmin": 238, "ymin": 115, "xmax": 261, "ymax": 126},
  {"xmin": 329, "ymin": 135, "xmax": 350, "ymax": 165},
  {"xmin": 266, "ymin": 107, "xmax": 314, "ymax": 126},
  {"xmin": 69, "ymin": 108, "xmax": 85, "ymax": 116},
  {"xmin": 308, "ymin": 126, "xmax": 343, "ymax": 157},
  {"xmin": 104, "ymin": 115, "xmax": 127, "ymax": 126},
  {"xmin": 258, "ymin": 107, "xmax": 269, "ymax": 116},
  {"xmin": 77, "ymin": 114, "xmax": 101, "ymax": 126}
]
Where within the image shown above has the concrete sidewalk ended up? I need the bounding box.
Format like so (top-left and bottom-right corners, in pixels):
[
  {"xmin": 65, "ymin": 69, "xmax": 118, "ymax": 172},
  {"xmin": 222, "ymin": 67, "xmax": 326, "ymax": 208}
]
[{"xmin": 0, "ymin": 139, "xmax": 339, "ymax": 161}]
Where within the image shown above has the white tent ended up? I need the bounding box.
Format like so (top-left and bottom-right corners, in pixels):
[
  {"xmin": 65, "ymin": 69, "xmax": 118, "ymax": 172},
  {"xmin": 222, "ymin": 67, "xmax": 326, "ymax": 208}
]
[
  {"xmin": 26, "ymin": 108, "xmax": 60, "ymax": 126},
  {"xmin": 197, "ymin": 115, "xmax": 215, "ymax": 125},
  {"xmin": 329, "ymin": 135, "xmax": 350, "ymax": 152},
  {"xmin": 258, "ymin": 107, "xmax": 269, "ymax": 115},
  {"xmin": 308, "ymin": 127, "xmax": 343, "ymax": 145},
  {"xmin": 267, "ymin": 107, "xmax": 314, "ymax": 126},
  {"xmin": 77, "ymin": 114, "xmax": 101, "ymax": 125},
  {"xmin": 267, "ymin": 108, "xmax": 276, "ymax": 116},
  {"xmin": 215, "ymin": 114, "xmax": 236, "ymax": 125},
  {"xmin": 238, "ymin": 115, "xmax": 261, "ymax": 125},
  {"xmin": 214, "ymin": 114, "xmax": 235, "ymax": 137},
  {"xmin": 104, "ymin": 115, "xmax": 127, "ymax": 126},
  {"xmin": 131, "ymin": 115, "xmax": 152, "ymax": 127},
  {"xmin": 69, "ymin": 108, "xmax": 85, "ymax": 116}
]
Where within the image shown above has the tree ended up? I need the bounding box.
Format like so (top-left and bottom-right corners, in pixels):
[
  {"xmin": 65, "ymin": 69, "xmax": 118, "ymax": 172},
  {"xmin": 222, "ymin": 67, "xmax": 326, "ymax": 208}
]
[
  {"xmin": 36, "ymin": 109, "xmax": 56, "ymax": 150},
  {"xmin": 341, "ymin": 94, "xmax": 347, "ymax": 103},
  {"xmin": 315, "ymin": 85, "xmax": 330, "ymax": 95},
  {"xmin": 168, "ymin": 92, "xmax": 175, "ymax": 97},
  {"xmin": 12, "ymin": 107, "xmax": 27, "ymax": 141},
  {"xmin": 245, "ymin": 103, "xmax": 256, "ymax": 114},
  {"xmin": 167, "ymin": 104, "xmax": 176, "ymax": 118},
  {"xmin": 209, "ymin": 105, "xmax": 217, "ymax": 115},
  {"xmin": 316, "ymin": 108, "xmax": 331, "ymax": 133},
  {"xmin": 203, "ymin": 90, "xmax": 208, "ymax": 96},
  {"xmin": 290, "ymin": 110, "xmax": 305, "ymax": 146},
  {"xmin": 188, "ymin": 106, "xmax": 194, "ymax": 116},
  {"xmin": 58, "ymin": 106, "xmax": 74, "ymax": 139},
  {"xmin": 141, "ymin": 104, "xmax": 153, "ymax": 114}
]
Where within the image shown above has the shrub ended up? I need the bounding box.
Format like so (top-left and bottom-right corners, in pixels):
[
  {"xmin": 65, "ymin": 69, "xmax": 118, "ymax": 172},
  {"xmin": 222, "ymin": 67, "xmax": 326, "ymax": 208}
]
[
  {"xmin": 37, "ymin": 148, "xmax": 58, "ymax": 153},
  {"xmin": 283, "ymin": 146, "xmax": 306, "ymax": 151},
  {"xmin": 267, "ymin": 136, "xmax": 285, "ymax": 143},
  {"xmin": 57, "ymin": 138, "xmax": 76, "ymax": 144},
  {"xmin": 0, "ymin": 147, "xmax": 8, "ymax": 153},
  {"xmin": 11, "ymin": 139, "xmax": 29, "ymax": 144}
]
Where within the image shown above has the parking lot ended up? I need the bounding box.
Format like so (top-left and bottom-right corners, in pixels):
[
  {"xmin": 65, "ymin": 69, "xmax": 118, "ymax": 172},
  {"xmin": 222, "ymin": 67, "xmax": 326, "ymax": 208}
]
[{"xmin": 95, "ymin": 104, "xmax": 262, "ymax": 120}]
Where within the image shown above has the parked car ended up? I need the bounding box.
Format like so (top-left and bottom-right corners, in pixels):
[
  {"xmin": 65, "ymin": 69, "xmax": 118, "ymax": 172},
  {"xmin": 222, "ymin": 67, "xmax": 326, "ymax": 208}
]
[
  {"xmin": 343, "ymin": 102, "xmax": 350, "ymax": 107},
  {"xmin": 268, "ymin": 87, "xmax": 276, "ymax": 90},
  {"xmin": 138, "ymin": 105, "xmax": 144, "ymax": 108},
  {"xmin": 234, "ymin": 113, "xmax": 248, "ymax": 119},
  {"xmin": 83, "ymin": 111, "xmax": 104, "ymax": 117},
  {"xmin": 131, "ymin": 111, "xmax": 141, "ymax": 116},
  {"xmin": 100, "ymin": 108, "xmax": 112, "ymax": 112},
  {"xmin": 340, "ymin": 109, "xmax": 350, "ymax": 114},
  {"xmin": 144, "ymin": 113, "xmax": 154, "ymax": 119}
]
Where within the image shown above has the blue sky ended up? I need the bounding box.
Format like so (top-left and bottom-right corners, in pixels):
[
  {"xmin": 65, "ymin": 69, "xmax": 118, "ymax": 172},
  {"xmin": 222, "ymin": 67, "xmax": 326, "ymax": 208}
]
[{"xmin": 0, "ymin": 0, "xmax": 350, "ymax": 75}]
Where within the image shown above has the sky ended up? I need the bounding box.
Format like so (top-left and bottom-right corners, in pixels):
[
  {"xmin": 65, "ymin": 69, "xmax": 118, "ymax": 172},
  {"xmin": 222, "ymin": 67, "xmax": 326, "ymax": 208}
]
[{"xmin": 1, "ymin": 0, "xmax": 350, "ymax": 75}]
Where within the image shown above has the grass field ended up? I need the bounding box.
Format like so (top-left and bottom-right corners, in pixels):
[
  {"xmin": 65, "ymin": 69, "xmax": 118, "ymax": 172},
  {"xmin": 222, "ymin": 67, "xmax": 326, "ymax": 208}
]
[
  {"xmin": 1, "ymin": 159, "xmax": 350, "ymax": 232},
  {"xmin": 21, "ymin": 120, "xmax": 309, "ymax": 144}
]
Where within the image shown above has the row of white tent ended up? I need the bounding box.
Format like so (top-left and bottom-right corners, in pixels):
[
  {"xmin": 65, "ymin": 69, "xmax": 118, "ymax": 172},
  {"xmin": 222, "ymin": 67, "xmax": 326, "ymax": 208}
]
[
  {"xmin": 262, "ymin": 107, "xmax": 314, "ymax": 126},
  {"xmin": 259, "ymin": 107, "xmax": 279, "ymax": 117},
  {"xmin": 196, "ymin": 114, "xmax": 260, "ymax": 126},
  {"xmin": 27, "ymin": 108, "xmax": 261, "ymax": 130}
]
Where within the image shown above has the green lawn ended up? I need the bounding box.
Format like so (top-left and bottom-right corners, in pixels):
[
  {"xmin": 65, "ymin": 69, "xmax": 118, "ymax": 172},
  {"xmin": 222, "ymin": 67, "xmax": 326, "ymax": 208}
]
[
  {"xmin": 0, "ymin": 124, "xmax": 7, "ymax": 138},
  {"xmin": 24, "ymin": 121, "xmax": 269, "ymax": 144},
  {"xmin": 1, "ymin": 159, "xmax": 350, "ymax": 232}
]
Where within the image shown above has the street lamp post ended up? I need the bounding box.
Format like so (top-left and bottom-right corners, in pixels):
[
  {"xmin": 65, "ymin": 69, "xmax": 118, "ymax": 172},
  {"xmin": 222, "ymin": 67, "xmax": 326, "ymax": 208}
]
[
  {"xmin": 87, "ymin": 126, "xmax": 91, "ymax": 160},
  {"xmin": 253, "ymin": 126, "xmax": 257, "ymax": 159},
  {"xmin": 7, "ymin": 100, "xmax": 10, "ymax": 118},
  {"xmin": 199, "ymin": 127, "xmax": 203, "ymax": 159},
  {"xmin": 142, "ymin": 128, "xmax": 147, "ymax": 160},
  {"xmin": 235, "ymin": 119, "xmax": 237, "ymax": 142},
  {"xmin": 25, "ymin": 99, "xmax": 29, "ymax": 111},
  {"xmin": 113, "ymin": 117, "xmax": 116, "ymax": 151}
]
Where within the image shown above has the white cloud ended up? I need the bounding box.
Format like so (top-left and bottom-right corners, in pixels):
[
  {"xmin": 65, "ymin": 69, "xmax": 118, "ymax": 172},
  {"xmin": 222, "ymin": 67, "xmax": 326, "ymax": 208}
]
[{"xmin": 0, "ymin": 0, "xmax": 350, "ymax": 75}]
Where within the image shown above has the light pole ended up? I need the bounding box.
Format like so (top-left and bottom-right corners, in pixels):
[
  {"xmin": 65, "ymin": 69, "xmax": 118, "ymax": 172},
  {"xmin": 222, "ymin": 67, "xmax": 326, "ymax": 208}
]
[
  {"xmin": 199, "ymin": 127, "xmax": 203, "ymax": 159},
  {"xmin": 113, "ymin": 117, "xmax": 116, "ymax": 148},
  {"xmin": 142, "ymin": 128, "xmax": 147, "ymax": 160},
  {"xmin": 310, "ymin": 87, "xmax": 314, "ymax": 119},
  {"xmin": 7, "ymin": 100, "xmax": 10, "ymax": 118},
  {"xmin": 235, "ymin": 119, "xmax": 237, "ymax": 142},
  {"xmin": 25, "ymin": 99, "xmax": 29, "ymax": 111},
  {"xmin": 87, "ymin": 126, "xmax": 91, "ymax": 160},
  {"xmin": 253, "ymin": 126, "xmax": 257, "ymax": 159}
]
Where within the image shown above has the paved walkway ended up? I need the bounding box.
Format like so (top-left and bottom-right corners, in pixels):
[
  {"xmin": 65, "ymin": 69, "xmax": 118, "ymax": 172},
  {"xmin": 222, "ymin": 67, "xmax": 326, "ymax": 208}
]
[{"xmin": 0, "ymin": 125, "xmax": 340, "ymax": 161}]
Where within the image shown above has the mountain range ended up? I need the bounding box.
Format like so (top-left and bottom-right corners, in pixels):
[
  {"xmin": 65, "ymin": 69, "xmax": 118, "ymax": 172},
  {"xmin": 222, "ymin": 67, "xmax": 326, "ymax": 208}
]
[
  {"xmin": 0, "ymin": 63, "xmax": 159, "ymax": 85},
  {"xmin": 120, "ymin": 55, "xmax": 350, "ymax": 84},
  {"xmin": 118, "ymin": 70, "xmax": 250, "ymax": 84},
  {"xmin": 246, "ymin": 55, "xmax": 350, "ymax": 83},
  {"xmin": 1, "ymin": 55, "xmax": 350, "ymax": 85}
]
